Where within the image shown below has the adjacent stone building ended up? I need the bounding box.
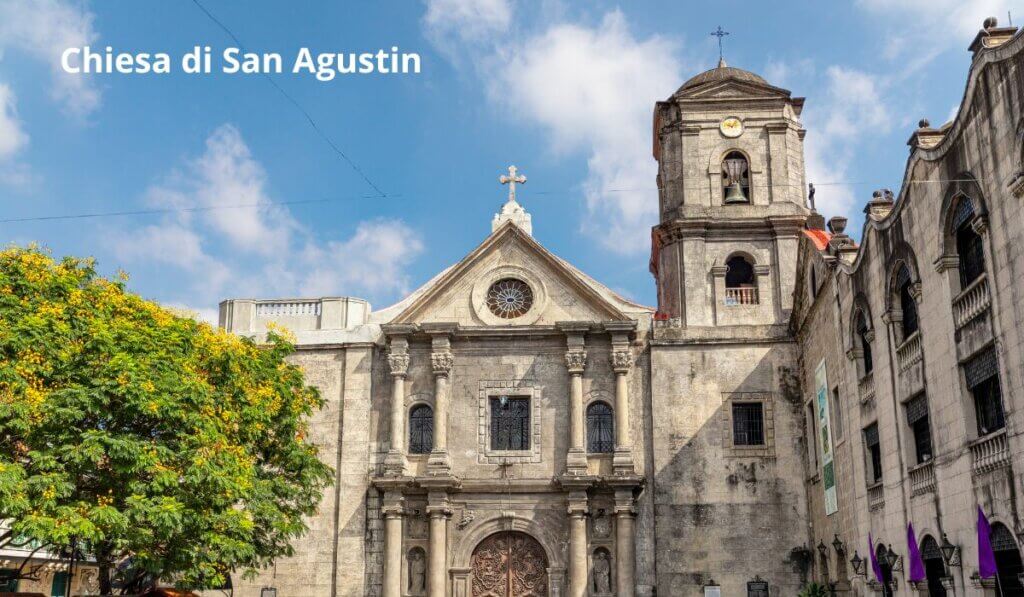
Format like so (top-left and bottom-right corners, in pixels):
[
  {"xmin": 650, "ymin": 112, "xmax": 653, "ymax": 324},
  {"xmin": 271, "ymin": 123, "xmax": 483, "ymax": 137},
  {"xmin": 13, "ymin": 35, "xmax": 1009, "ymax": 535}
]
[
  {"xmin": 215, "ymin": 19, "xmax": 1024, "ymax": 597},
  {"xmin": 792, "ymin": 19, "xmax": 1024, "ymax": 597}
]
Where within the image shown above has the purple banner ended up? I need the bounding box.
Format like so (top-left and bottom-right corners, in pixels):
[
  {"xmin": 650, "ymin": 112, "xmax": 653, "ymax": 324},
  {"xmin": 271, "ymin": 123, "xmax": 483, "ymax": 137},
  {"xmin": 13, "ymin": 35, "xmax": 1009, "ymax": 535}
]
[
  {"xmin": 907, "ymin": 523, "xmax": 926, "ymax": 582},
  {"xmin": 869, "ymin": 533, "xmax": 884, "ymax": 583},
  {"xmin": 977, "ymin": 506, "xmax": 998, "ymax": 579}
]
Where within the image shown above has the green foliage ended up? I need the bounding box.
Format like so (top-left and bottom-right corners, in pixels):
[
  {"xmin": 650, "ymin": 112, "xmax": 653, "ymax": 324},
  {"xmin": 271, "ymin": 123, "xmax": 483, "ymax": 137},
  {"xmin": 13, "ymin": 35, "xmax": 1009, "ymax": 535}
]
[
  {"xmin": 798, "ymin": 582, "xmax": 830, "ymax": 597},
  {"xmin": 0, "ymin": 246, "xmax": 333, "ymax": 590}
]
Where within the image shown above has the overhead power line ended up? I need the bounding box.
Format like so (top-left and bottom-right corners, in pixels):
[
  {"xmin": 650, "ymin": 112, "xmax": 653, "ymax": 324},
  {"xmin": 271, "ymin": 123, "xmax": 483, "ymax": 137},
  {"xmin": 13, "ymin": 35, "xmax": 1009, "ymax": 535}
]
[{"xmin": 189, "ymin": 0, "xmax": 388, "ymax": 198}]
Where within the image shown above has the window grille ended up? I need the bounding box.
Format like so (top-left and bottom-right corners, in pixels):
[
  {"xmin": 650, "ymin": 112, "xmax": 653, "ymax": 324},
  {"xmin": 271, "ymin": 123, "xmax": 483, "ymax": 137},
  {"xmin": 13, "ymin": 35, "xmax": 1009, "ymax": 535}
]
[
  {"xmin": 921, "ymin": 536, "xmax": 942, "ymax": 561},
  {"xmin": 965, "ymin": 348, "xmax": 999, "ymax": 388},
  {"xmin": 905, "ymin": 394, "xmax": 929, "ymax": 425},
  {"xmin": 973, "ymin": 377, "xmax": 1005, "ymax": 436},
  {"xmin": 951, "ymin": 196, "xmax": 975, "ymax": 230},
  {"xmin": 747, "ymin": 577, "xmax": 770, "ymax": 597},
  {"xmin": 865, "ymin": 423, "xmax": 882, "ymax": 483},
  {"xmin": 732, "ymin": 402, "xmax": 765, "ymax": 446},
  {"xmin": 490, "ymin": 396, "xmax": 530, "ymax": 450},
  {"xmin": 586, "ymin": 402, "xmax": 614, "ymax": 453},
  {"xmin": 409, "ymin": 404, "xmax": 434, "ymax": 454},
  {"xmin": 991, "ymin": 524, "xmax": 1018, "ymax": 552},
  {"xmin": 896, "ymin": 266, "xmax": 919, "ymax": 338}
]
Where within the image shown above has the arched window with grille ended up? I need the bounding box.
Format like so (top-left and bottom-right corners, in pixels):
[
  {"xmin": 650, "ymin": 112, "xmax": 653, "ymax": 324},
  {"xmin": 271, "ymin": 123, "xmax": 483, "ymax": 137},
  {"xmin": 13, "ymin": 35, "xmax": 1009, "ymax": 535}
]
[
  {"xmin": 895, "ymin": 265, "xmax": 918, "ymax": 339},
  {"xmin": 951, "ymin": 196, "xmax": 985, "ymax": 289},
  {"xmin": 855, "ymin": 310, "xmax": 874, "ymax": 376},
  {"xmin": 725, "ymin": 254, "xmax": 758, "ymax": 305},
  {"xmin": 920, "ymin": 535, "xmax": 948, "ymax": 597},
  {"xmin": 409, "ymin": 404, "xmax": 433, "ymax": 454},
  {"xmin": 991, "ymin": 523, "xmax": 1024, "ymax": 594},
  {"xmin": 586, "ymin": 402, "xmax": 614, "ymax": 453}
]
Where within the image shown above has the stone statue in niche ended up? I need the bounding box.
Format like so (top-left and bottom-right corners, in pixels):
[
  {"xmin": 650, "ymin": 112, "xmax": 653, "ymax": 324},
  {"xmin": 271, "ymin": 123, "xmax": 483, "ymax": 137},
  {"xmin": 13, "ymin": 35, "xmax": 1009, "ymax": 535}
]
[
  {"xmin": 409, "ymin": 548, "xmax": 426, "ymax": 594},
  {"xmin": 592, "ymin": 550, "xmax": 612, "ymax": 594}
]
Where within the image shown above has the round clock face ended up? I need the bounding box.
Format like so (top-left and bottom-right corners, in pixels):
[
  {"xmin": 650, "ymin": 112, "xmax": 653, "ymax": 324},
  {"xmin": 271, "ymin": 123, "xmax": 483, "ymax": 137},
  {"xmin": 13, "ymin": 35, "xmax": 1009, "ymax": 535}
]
[{"xmin": 720, "ymin": 117, "xmax": 743, "ymax": 138}]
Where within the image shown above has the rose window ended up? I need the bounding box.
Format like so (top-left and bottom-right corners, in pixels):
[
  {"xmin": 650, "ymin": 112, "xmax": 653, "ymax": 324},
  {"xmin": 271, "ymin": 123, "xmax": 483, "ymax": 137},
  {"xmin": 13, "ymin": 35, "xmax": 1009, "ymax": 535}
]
[{"xmin": 485, "ymin": 278, "xmax": 534, "ymax": 319}]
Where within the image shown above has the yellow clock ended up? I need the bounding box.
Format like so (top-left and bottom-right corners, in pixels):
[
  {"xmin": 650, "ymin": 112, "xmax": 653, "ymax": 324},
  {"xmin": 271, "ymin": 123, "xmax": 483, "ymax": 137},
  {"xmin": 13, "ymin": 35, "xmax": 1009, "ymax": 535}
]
[{"xmin": 720, "ymin": 116, "xmax": 743, "ymax": 138}]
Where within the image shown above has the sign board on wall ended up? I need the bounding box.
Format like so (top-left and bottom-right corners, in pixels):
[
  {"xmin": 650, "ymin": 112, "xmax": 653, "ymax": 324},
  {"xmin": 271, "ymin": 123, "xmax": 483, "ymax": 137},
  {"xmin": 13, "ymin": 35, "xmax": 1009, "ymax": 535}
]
[{"xmin": 815, "ymin": 360, "xmax": 838, "ymax": 515}]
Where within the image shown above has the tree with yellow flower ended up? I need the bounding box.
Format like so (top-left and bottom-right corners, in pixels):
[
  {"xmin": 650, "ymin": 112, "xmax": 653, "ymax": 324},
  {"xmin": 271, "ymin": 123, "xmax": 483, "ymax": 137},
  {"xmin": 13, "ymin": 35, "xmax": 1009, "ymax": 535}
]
[{"xmin": 0, "ymin": 246, "xmax": 332, "ymax": 594}]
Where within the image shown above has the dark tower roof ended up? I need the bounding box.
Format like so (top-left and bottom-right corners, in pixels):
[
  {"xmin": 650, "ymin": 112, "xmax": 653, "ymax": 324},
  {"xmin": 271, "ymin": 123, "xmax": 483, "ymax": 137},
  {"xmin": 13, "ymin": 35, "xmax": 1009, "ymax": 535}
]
[{"xmin": 675, "ymin": 59, "xmax": 770, "ymax": 93}]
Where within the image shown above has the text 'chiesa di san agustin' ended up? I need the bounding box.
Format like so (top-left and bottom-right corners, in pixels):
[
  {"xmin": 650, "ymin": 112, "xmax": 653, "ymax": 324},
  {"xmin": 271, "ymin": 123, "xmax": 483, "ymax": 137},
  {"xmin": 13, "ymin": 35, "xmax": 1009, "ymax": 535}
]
[{"xmin": 214, "ymin": 18, "xmax": 1024, "ymax": 597}]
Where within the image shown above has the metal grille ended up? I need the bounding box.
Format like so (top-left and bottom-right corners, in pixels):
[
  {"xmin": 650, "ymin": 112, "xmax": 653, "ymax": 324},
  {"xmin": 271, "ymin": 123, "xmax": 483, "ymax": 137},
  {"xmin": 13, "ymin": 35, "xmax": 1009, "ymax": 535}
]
[
  {"xmin": 747, "ymin": 578, "xmax": 769, "ymax": 597},
  {"xmin": 964, "ymin": 347, "xmax": 999, "ymax": 389},
  {"xmin": 905, "ymin": 394, "xmax": 929, "ymax": 425},
  {"xmin": 921, "ymin": 536, "xmax": 942, "ymax": 560},
  {"xmin": 956, "ymin": 223, "xmax": 985, "ymax": 288},
  {"xmin": 991, "ymin": 524, "xmax": 1018, "ymax": 552},
  {"xmin": 732, "ymin": 402, "xmax": 765, "ymax": 446},
  {"xmin": 972, "ymin": 377, "xmax": 1005, "ymax": 436},
  {"xmin": 586, "ymin": 402, "xmax": 614, "ymax": 453},
  {"xmin": 409, "ymin": 404, "xmax": 434, "ymax": 454},
  {"xmin": 490, "ymin": 396, "xmax": 530, "ymax": 450},
  {"xmin": 951, "ymin": 196, "xmax": 976, "ymax": 230},
  {"xmin": 864, "ymin": 423, "xmax": 880, "ymax": 446}
]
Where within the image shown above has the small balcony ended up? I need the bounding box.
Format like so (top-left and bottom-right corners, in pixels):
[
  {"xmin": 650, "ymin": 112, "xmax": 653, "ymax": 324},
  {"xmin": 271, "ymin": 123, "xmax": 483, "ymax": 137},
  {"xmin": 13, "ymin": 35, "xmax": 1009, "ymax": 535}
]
[
  {"xmin": 724, "ymin": 286, "xmax": 759, "ymax": 306},
  {"xmin": 908, "ymin": 461, "xmax": 936, "ymax": 496},
  {"xmin": 867, "ymin": 482, "xmax": 885, "ymax": 511},
  {"xmin": 952, "ymin": 273, "xmax": 991, "ymax": 331},
  {"xmin": 896, "ymin": 331, "xmax": 923, "ymax": 372},
  {"xmin": 858, "ymin": 374, "xmax": 876, "ymax": 408},
  {"xmin": 895, "ymin": 331, "xmax": 925, "ymax": 398},
  {"xmin": 970, "ymin": 429, "xmax": 1010, "ymax": 475}
]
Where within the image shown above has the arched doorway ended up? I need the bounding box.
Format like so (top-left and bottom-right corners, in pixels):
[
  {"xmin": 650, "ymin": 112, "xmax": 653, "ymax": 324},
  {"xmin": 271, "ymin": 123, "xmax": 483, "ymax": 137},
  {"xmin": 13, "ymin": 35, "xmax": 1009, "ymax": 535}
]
[
  {"xmin": 920, "ymin": 535, "xmax": 947, "ymax": 597},
  {"xmin": 876, "ymin": 544, "xmax": 894, "ymax": 597},
  {"xmin": 991, "ymin": 523, "xmax": 1024, "ymax": 596},
  {"xmin": 471, "ymin": 531, "xmax": 549, "ymax": 597}
]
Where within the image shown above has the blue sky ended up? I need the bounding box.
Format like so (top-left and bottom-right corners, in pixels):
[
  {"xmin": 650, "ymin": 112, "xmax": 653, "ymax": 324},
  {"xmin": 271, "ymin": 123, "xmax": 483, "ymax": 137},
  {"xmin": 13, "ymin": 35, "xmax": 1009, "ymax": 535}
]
[{"xmin": 0, "ymin": 0, "xmax": 1016, "ymax": 321}]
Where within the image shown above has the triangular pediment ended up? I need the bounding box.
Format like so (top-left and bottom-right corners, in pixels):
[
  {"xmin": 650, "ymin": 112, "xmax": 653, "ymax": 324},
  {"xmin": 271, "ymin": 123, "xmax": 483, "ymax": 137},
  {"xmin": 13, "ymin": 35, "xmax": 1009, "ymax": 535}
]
[
  {"xmin": 674, "ymin": 79, "xmax": 791, "ymax": 101},
  {"xmin": 386, "ymin": 222, "xmax": 641, "ymax": 326}
]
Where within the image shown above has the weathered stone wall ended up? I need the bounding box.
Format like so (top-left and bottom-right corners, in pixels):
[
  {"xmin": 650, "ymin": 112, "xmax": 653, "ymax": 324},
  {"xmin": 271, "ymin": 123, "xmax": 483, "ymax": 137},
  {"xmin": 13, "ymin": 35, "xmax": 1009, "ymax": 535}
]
[{"xmin": 649, "ymin": 339, "xmax": 810, "ymax": 596}]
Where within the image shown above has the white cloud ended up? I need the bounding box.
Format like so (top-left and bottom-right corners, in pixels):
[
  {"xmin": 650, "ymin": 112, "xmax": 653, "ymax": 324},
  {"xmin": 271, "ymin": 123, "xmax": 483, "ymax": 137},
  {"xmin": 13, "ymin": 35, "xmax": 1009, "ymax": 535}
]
[
  {"xmin": 0, "ymin": 0, "xmax": 101, "ymax": 116},
  {"xmin": 0, "ymin": 82, "xmax": 28, "ymax": 160},
  {"xmin": 856, "ymin": 0, "xmax": 1010, "ymax": 60},
  {"xmin": 109, "ymin": 125, "xmax": 424, "ymax": 312},
  {"xmin": 802, "ymin": 66, "xmax": 893, "ymax": 218},
  {"xmin": 426, "ymin": 4, "xmax": 683, "ymax": 254},
  {"xmin": 423, "ymin": 0, "xmax": 511, "ymax": 46}
]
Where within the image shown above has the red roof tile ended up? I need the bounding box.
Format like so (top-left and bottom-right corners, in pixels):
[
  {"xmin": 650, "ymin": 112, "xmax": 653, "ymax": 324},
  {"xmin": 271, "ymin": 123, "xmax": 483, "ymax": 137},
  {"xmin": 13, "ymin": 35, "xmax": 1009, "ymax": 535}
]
[{"xmin": 802, "ymin": 228, "xmax": 831, "ymax": 251}]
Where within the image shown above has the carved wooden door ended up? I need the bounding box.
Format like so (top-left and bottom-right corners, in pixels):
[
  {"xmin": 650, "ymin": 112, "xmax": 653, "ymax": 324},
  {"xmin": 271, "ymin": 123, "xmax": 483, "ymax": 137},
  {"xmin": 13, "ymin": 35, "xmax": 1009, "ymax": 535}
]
[{"xmin": 471, "ymin": 531, "xmax": 548, "ymax": 597}]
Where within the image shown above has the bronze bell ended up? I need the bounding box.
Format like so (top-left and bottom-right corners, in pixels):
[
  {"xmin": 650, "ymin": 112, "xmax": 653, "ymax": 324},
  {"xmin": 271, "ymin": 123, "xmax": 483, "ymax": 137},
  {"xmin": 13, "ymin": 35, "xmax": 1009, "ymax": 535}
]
[{"xmin": 723, "ymin": 157, "xmax": 749, "ymax": 203}]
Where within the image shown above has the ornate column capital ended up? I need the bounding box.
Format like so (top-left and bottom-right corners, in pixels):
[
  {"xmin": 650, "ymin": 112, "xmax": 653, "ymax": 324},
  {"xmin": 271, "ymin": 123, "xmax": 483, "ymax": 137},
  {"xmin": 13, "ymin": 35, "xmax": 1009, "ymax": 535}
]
[
  {"xmin": 611, "ymin": 348, "xmax": 632, "ymax": 374},
  {"xmin": 564, "ymin": 350, "xmax": 587, "ymax": 374},
  {"xmin": 387, "ymin": 352, "xmax": 409, "ymax": 377},
  {"xmin": 431, "ymin": 351, "xmax": 454, "ymax": 377},
  {"xmin": 382, "ymin": 491, "xmax": 405, "ymax": 518}
]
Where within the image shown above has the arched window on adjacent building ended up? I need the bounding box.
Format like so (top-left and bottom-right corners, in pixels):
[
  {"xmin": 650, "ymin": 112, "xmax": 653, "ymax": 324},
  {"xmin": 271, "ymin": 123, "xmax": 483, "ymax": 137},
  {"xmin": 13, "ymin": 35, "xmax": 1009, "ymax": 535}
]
[
  {"xmin": 855, "ymin": 310, "xmax": 874, "ymax": 377},
  {"xmin": 722, "ymin": 151, "xmax": 751, "ymax": 204},
  {"xmin": 951, "ymin": 195, "xmax": 985, "ymax": 289},
  {"xmin": 725, "ymin": 254, "xmax": 758, "ymax": 305},
  {"xmin": 920, "ymin": 535, "xmax": 948, "ymax": 597},
  {"xmin": 586, "ymin": 402, "xmax": 614, "ymax": 453},
  {"xmin": 991, "ymin": 523, "xmax": 1024, "ymax": 594},
  {"xmin": 409, "ymin": 404, "xmax": 433, "ymax": 454},
  {"xmin": 895, "ymin": 265, "xmax": 919, "ymax": 340}
]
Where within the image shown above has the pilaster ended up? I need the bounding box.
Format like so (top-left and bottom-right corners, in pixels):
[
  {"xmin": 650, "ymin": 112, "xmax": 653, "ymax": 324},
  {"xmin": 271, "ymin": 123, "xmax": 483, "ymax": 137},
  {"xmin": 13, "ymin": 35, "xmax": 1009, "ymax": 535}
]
[
  {"xmin": 567, "ymin": 490, "xmax": 590, "ymax": 597},
  {"xmin": 381, "ymin": 490, "xmax": 405, "ymax": 597}
]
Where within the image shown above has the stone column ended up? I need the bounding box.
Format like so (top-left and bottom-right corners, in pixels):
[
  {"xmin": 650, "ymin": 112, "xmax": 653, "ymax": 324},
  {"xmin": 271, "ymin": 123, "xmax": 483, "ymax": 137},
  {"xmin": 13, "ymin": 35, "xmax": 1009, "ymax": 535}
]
[
  {"xmin": 385, "ymin": 341, "xmax": 410, "ymax": 476},
  {"xmin": 565, "ymin": 350, "xmax": 588, "ymax": 475},
  {"xmin": 428, "ymin": 350, "xmax": 453, "ymax": 474},
  {"xmin": 614, "ymin": 489, "xmax": 636, "ymax": 597},
  {"xmin": 382, "ymin": 491, "xmax": 405, "ymax": 597},
  {"xmin": 611, "ymin": 345, "xmax": 634, "ymax": 474},
  {"xmin": 426, "ymin": 492, "xmax": 451, "ymax": 597},
  {"xmin": 567, "ymin": 492, "xmax": 589, "ymax": 597}
]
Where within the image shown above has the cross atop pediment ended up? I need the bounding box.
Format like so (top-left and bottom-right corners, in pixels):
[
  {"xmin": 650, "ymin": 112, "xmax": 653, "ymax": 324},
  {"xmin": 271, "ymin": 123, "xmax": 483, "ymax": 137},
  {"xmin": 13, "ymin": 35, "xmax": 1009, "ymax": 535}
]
[{"xmin": 499, "ymin": 165, "xmax": 527, "ymax": 203}]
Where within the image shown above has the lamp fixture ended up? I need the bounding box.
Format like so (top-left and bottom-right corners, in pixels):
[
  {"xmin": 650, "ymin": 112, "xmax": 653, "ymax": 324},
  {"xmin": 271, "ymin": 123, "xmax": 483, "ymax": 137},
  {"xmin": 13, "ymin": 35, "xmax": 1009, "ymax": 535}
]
[{"xmin": 939, "ymin": 533, "xmax": 961, "ymax": 567}]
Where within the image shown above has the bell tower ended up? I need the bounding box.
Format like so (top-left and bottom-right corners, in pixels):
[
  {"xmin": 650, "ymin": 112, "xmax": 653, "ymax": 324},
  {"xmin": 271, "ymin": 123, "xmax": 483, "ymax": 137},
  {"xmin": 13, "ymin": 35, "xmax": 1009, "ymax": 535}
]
[{"xmin": 649, "ymin": 59, "xmax": 810, "ymax": 328}]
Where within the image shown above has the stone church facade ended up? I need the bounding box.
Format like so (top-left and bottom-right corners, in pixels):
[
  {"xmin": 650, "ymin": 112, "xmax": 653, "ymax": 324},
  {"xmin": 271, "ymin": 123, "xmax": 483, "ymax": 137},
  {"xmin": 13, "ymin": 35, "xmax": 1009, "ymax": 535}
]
[{"xmin": 218, "ymin": 20, "xmax": 1024, "ymax": 597}]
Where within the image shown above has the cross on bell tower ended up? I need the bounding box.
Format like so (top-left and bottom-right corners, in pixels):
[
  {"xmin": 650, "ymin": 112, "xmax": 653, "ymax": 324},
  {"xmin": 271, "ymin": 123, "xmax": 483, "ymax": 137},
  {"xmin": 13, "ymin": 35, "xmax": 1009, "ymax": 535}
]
[{"xmin": 710, "ymin": 26, "xmax": 730, "ymax": 67}]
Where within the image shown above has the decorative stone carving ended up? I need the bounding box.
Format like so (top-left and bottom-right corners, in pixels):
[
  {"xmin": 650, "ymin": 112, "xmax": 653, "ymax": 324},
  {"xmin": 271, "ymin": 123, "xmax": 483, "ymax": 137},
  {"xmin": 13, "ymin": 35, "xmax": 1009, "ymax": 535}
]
[
  {"xmin": 387, "ymin": 352, "xmax": 409, "ymax": 377},
  {"xmin": 457, "ymin": 509, "xmax": 475, "ymax": 529},
  {"xmin": 407, "ymin": 513, "xmax": 428, "ymax": 539},
  {"xmin": 610, "ymin": 348, "xmax": 632, "ymax": 373},
  {"xmin": 592, "ymin": 550, "xmax": 612, "ymax": 594},
  {"xmin": 564, "ymin": 350, "xmax": 587, "ymax": 374},
  {"xmin": 592, "ymin": 510, "xmax": 612, "ymax": 538},
  {"xmin": 431, "ymin": 351, "xmax": 454, "ymax": 376}
]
